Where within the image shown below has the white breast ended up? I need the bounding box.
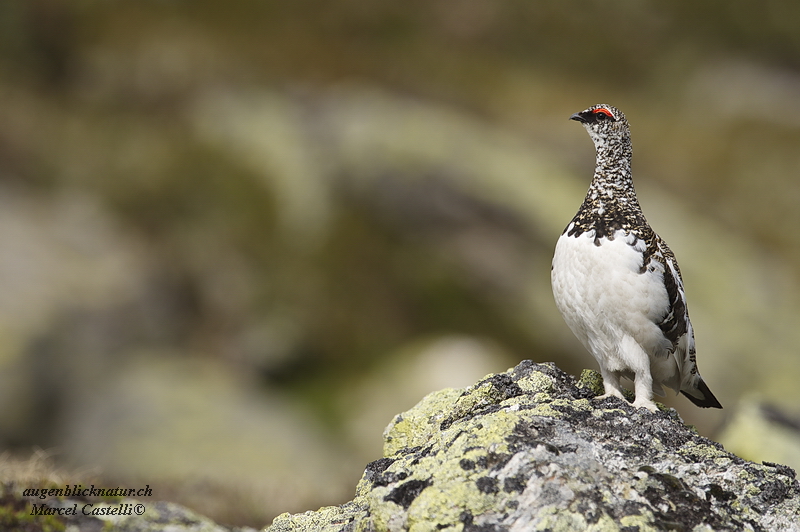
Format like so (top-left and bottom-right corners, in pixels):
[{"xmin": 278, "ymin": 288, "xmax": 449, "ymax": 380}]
[{"xmin": 551, "ymin": 228, "xmax": 674, "ymax": 375}]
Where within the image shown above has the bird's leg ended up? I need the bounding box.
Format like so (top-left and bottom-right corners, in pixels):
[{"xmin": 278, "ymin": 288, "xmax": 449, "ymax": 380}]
[
  {"xmin": 631, "ymin": 369, "xmax": 658, "ymax": 412},
  {"xmin": 596, "ymin": 369, "xmax": 626, "ymax": 402}
]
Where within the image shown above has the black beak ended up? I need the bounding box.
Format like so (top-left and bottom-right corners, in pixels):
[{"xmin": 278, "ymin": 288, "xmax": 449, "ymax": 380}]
[{"xmin": 570, "ymin": 112, "xmax": 586, "ymax": 123}]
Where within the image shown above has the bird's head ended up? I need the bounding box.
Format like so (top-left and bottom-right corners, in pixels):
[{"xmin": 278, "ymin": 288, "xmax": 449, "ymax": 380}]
[{"xmin": 570, "ymin": 104, "xmax": 630, "ymax": 148}]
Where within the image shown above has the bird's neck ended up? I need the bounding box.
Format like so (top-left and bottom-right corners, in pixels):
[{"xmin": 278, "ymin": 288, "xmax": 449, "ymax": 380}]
[
  {"xmin": 565, "ymin": 131, "xmax": 648, "ymax": 239},
  {"xmin": 586, "ymin": 139, "xmax": 638, "ymax": 208}
]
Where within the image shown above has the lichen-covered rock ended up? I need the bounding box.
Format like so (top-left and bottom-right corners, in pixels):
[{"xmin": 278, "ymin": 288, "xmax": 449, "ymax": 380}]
[{"xmin": 266, "ymin": 361, "xmax": 800, "ymax": 532}]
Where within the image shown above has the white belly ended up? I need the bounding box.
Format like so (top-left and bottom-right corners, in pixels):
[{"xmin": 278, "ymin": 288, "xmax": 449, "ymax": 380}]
[{"xmin": 551, "ymin": 228, "xmax": 674, "ymax": 377}]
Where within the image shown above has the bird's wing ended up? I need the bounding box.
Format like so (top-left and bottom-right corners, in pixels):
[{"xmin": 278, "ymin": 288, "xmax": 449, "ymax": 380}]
[{"xmin": 653, "ymin": 236, "xmax": 691, "ymax": 356}]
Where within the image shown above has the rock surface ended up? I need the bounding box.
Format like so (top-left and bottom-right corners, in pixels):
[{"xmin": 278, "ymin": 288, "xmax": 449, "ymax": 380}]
[{"xmin": 266, "ymin": 361, "xmax": 800, "ymax": 532}]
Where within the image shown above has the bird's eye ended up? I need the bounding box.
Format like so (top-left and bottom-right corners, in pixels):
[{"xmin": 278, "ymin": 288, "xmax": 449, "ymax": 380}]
[{"xmin": 592, "ymin": 108, "xmax": 614, "ymax": 120}]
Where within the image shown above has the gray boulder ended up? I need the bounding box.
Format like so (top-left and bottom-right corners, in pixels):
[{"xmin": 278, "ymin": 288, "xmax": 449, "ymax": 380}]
[{"xmin": 267, "ymin": 361, "xmax": 799, "ymax": 532}]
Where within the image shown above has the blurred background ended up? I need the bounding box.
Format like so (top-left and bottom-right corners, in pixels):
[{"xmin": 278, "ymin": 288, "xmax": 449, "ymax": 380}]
[{"xmin": 1, "ymin": 0, "xmax": 800, "ymax": 527}]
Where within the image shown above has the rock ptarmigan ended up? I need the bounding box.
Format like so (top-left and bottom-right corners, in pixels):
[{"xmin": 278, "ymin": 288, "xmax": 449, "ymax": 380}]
[{"xmin": 551, "ymin": 104, "xmax": 722, "ymax": 412}]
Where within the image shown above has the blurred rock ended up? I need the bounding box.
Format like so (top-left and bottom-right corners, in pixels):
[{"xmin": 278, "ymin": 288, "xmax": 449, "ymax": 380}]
[
  {"xmin": 340, "ymin": 335, "xmax": 503, "ymax": 462},
  {"xmin": 718, "ymin": 397, "xmax": 800, "ymax": 475},
  {"xmin": 59, "ymin": 354, "xmax": 357, "ymax": 527},
  {"xmin": 0, "ymin": 448, "xmax": 257, "ymax": 531},
  {"xmin": 268, "ymin": 361, "xmax": 800, "ymax": 532},
  {"xmin": 0, "ymin": 186, "xmax": 147, "ymax": 446},
  {"xmin": 4, "ymin": 490, "xmax": 257, "ymax": 532},
  {"xmin": 686, "ymin": 59, "xmax": 800, "ymax": 129}
]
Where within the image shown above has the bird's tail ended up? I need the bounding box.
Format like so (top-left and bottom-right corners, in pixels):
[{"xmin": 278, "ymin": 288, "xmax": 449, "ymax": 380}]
[{"xmin": 680, "ymin": 376, "xmax": 722, "ymax": 409}]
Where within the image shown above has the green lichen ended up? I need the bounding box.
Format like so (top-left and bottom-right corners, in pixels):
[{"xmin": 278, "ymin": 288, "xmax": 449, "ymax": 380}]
[
  {"xmin": 743, "ymin": 483, "xmax": 762, "ymax": 498},
  {"xmin": 589, "ymin": 514, "xmax": 633, "ymax": 531},
  {"xmin": 571, "ymin": 398, "xmax": 592, "ymax": 411},
  {"xmin": 620, "ymin": 512, "xmax": 660, "ymax": 531},
  {"xmin": 737, "ymin": 468, "xmax": 757, "ymax": 483},
  {"xmin": 531, "ymin": 392, "xmax": 551, "ymax": 403},
  {"xmin": 713, "ymin": 456, "xmax": 733, "ymax": 467},
  {"xmin": 445, "ymin": 381, "xmax": 505, "ymax": 421},
  {"xmin": 0, "ymin": 484, "xmax": 67, "ymax": 532},
  {"xmin": 577, "ymin": 369, "xmax": 639, "ymax": 403},
  {"xmin": 0, "ymin": 502, "xmax": 66, "ymax": 532},
  {"xmin": 679, "ymin": 441, "xmax": 727, "ymax": 460},
  {"xmin": 535, "ymin": 507, "xmax": 630, "ymax": 532},
  {"xmin": 406, "ymin": 483, "xmax": 494, "ymax": 532},
  {"xmin": 550, "ymin": 398, "xmax": 592, "ymax": 412},
  {"xmin": 577, "ymin": 369, "xmax": 604, "ymax": 396},
  {"xmin": 464, "ymin": 410, "xmax": 521, "ymax": 448},
  {"xmin": 383, "ymin": 387, "xmax": 464, "ymax": 456},
  {"xmin": 269, "ymin": 503, "xmax": 371, "ymax": 532},
  {"xmin": 533, "ymin": 508, "xmax": 587, "ymax": 531},
  {"xmin": 516, "ymin": 370, "xmax": 556, "ymax": 395},
  {"xmin": 647, "ymin": 437, "xmax": 667, "ymax": 453}
]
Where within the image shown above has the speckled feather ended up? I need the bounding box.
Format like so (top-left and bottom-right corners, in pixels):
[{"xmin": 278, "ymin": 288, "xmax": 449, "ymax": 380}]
[{"xmin": 552, "ymin": 104, "xmax": 721, "ymax": 411}]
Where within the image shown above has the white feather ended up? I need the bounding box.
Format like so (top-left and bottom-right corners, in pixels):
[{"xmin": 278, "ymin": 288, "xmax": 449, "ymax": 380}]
[{"xmin": 551, "ymin": 230, "xmax": 680, "ymax": 400}]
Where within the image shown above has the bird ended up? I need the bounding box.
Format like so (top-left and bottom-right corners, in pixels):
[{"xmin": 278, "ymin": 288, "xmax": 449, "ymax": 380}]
[{"xmin": 551, "ymin": 104, "xmax": 722, "ymax": 412}]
